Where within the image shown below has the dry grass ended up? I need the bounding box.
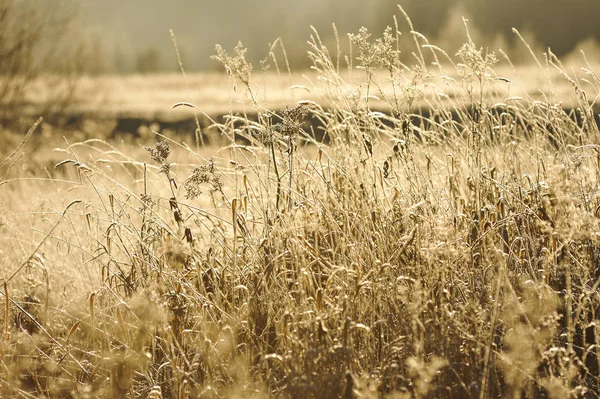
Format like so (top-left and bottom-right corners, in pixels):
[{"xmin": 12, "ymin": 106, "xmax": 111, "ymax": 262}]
[{"xmin": 2, "ymin": 12, "xmax": 600, "ymax": 399}]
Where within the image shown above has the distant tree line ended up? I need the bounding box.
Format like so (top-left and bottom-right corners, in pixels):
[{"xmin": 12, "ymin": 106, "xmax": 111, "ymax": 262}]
[
  {"xmin": 4, "ymin": 0, "xmax": 600, "ymax": 76},
  {"xmin": 320, "ymin": 0, "xmax": 600, "ymax": 58},
  {"xmin": 278, "ymin": 0, "xmax": 600, "ymax": 68},
  {"xmin": 460, "ymin": 0, "xmax": 600, "ymax": 55}
]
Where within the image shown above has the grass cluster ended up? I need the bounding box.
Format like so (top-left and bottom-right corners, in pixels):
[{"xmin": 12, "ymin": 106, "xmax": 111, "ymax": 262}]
[{"xmin": 2, "ymin": 10, "xmax": 600, "ymax": 398}]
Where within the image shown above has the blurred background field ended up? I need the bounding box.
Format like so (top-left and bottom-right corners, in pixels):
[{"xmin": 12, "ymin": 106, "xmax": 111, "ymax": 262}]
[{"xmin": 2, "ymin": 0, "xmax": 600, "ymax": 134}]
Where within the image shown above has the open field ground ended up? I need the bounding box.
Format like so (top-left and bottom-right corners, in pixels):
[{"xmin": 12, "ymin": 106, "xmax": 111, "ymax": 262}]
[
  {"xmin": 9, "ymin": 63, "xmax": 600, "ymax": 120},
  {"xmin": 2, "ymin": 26, "xmax": 600, "ymax": 399}
]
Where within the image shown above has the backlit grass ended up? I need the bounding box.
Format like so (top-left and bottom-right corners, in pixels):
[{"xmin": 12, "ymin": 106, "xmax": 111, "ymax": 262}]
[{"xmin": 2, "ymin": 11, "xmax": 600, "ymax": 398}]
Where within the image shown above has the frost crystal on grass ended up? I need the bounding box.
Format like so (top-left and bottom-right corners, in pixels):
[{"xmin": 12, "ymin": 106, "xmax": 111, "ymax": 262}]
[
  {"xmin": 144, "ymin": 141, "xmax": 171, "ymax": 164},
  {"xmin": 183, "ymin": 159, "xmax": 222, "ymax": 199}
]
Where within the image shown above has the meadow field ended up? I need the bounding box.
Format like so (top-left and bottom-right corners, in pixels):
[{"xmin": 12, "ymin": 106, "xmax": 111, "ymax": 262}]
[{"xmin": 2, "ymin": 14, "xmax": 600, "ymax": 399}]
